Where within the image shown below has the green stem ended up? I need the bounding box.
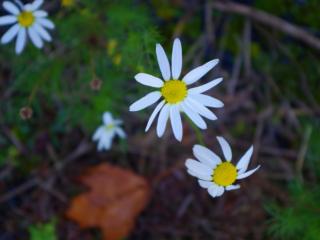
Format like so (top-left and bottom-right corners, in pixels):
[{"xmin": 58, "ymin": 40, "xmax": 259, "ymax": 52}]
[{"xmin": 185, "ymin": 116, "xmax": 205, "ymax": 146}]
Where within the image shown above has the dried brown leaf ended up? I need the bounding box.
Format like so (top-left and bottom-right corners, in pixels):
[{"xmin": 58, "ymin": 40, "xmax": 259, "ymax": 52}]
[{"xmin": 66, "ymin": 163, "xmax": 150, "ymax": 240}]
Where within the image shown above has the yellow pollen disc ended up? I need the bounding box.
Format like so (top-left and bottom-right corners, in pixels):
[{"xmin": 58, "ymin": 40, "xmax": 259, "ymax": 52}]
[
  {"xmin": 161, "ymin": 80, "xmax": 187, "ymax": 104},
  {"xmin": 105, "ymin": 124, "xmax": 114, "ymax": 130},
  {"xmin": 62, "ymin": 0, "xmax": 75, "ymax": 7},
  {"xmin": 212, "ymin": 162, "xmax": 237, "ymax": 187},
  {"xmin": 18, "ymin": 12, "xmax": 35, "ymax": 27}
]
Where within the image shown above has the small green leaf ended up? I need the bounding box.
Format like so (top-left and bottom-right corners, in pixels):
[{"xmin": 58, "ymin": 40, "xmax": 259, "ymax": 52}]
[{"xmin": 28, "ymin": 220, "xmax": 57, "ymax": 240}]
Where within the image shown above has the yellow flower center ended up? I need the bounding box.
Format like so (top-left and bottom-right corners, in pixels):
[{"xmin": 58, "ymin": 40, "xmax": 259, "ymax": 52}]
[
  {"xmin": 105, "ymin": 124, "xmax": 114, "ymax": 130},
  {"xmin": 62, "ymin": 0, "xmax": 75, "ymax": 7},
  {"xmin": 18, "ymin": 11, "xmax": 35, "ymax": 27},
  {"xmin": 212, "ymin": 162, "xmax": 237, "ymax": 186},
  {"xmin": 161, "ymin": 80, "xmax": 187, "ymax": 104}
]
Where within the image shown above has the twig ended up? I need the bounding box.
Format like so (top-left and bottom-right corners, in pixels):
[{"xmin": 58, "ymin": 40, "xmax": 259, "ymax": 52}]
[
  {"xmin": 205, "ymin": 1, "xmax": 215, "ymax": 46},
  {"xmin": 0, "ymin": 178, "xmax": 39, "ymax": 204},
  {"xmin": 152, "ymin": 160, "xmax": 185, "ymax": 187},
  {"xmin": 0, "ymin": 141, "xmax": 92, "ymax": 204},
  {"xmin": 254, "ymin": 23, "xmax": 320, "ymax": 112},
  {"xmin": 0, "ymin": 125, "xmax": 28, "ymax": 155},
  {"xmin": 55, "ymin": 140, "xmax": 92, "ymax": 171},
  {"xmin": 253, "ymin": 107, "xmax": 273, "ymax": 163},
  {"xmin": 227, "ymin": 38, "xmax": 242, "ymax": 95},
  {"xmin": 184, "ymin": 34, "xmax": 205, "ymax": 65},
  {"xmin": 296, "ymin": 126, "xmax": 312, "ymax": 181},
  {"xmin": 212, "ymin": 1, "xmax": 320, "ymax": 51},
  {"xmin": 243, "ymin": 18, "xmax": 252, "ymax": 77},
  {"xmin": 173, "ymin": 10, "xmax": 194, "ymax": 39},
  {"xmin": 0, "ymin": 165, "xmax": 14, "ymax": 180}
]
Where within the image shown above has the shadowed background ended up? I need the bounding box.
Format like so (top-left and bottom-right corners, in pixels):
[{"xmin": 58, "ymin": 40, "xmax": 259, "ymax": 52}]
[{"xmin": 0, "ymin": 0, "xmax": 320, "ymax": 239}]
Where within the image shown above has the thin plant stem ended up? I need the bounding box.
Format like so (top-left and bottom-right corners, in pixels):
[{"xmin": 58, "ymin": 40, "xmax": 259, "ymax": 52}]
[{"xmin": 185, "ymin": 115, "xmax": 205, "ymax": 146}]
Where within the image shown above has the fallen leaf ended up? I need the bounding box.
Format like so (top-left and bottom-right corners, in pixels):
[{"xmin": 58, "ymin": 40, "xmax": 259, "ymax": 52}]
[{"xmin": 66, "ymin": 163, "xmax": 150, "ymax": 240}]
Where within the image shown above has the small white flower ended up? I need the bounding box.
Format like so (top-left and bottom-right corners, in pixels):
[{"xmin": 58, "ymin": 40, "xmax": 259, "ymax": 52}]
[
  {"xmin": 129, "ymin": 38, "xmax": 223, "ymax": 142},
  {"xmin": 92, "ymin": 112, "xmax": 126, "ymax": 151},
  {"xmin": 0, "ymin": 0, "xmax": 55, "ymax": 54},
  {"xmin": 185, "ymin": 136, "xmax": 260, "ymax": 198}
]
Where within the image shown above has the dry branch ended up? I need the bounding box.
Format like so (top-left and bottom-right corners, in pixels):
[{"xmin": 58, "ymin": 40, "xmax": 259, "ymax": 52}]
[{"xmin": 212, "ymin": 1, "xmax": 320, "ymax": 51}]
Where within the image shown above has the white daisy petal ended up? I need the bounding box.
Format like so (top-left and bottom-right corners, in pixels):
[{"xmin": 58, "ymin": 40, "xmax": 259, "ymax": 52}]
[
  {"xmin": 129, "ymin": 91, "xmax": 161, "ymax": 112},
  {"xmin": 198, "ymin": 180, "xmax": 212, "ymax": 189},
  {"xmin": 217, "ymin": 136, "xmax": 232, "ymax": 161},
  {"xmin": 185, "ymin": 159, "xmax": 212, "ymax": 176},
  {"xmin": 93, "ymin": 112, "xmax": 125, "ymax": 151},
  {"xmin": 0, "ymin": 16, "xmax": 17, "ymax": 26},
  {"xmin": 33, "ymin": 0, "xmax": 44, "ymax": 9},
  {"xmin": 208, "ymin": 185, "xmax": 218, "ymax": 197},
  {"xmin": 237, "ymin": 165, "xmax": 260, "ymax": 180},
  {"xmin": 183, "ymin": 59, "xmax": 219, "ymax": 85},
  {"xmin": 37, "ymin": 18, "xmax": 55, "ymax": 29},
  {"xmin": 15, "ymin": 27, "xmax": 26, "ymax": 54},
  {"xmin": 171, "ymin": 38, "xmax": 182, "ymax": 79},
  {"xmin": 181, "ymin": 102, "xmax": 207, "ymax": 130},
  {"xmin": 156, "ymin": 104, "xmax": 170, "ymax": 137},
  {"xmin": 103, "ymin": 141, "xmax": 112, "ymax": 150},
  {"xmin": 114, "ymin": 119, "xmax": 123, "ymax": 125},
  {"xmin": 33, "ymin": 10, "xmax": 48, "ymax": 18},
  {"xmin": 216, "ymin": 186, "xmax": 225, "ymax": 196},
  {"xmin": 25, "ymin": 0, "xmax": 43, "ymax": 11},
  {"xmin": 193, "ymin": 145, "xmax": 221, "ymax": 168},
  {"xmin": 103, "ymin": 112, "xmax": 113, "ymax": 125},
  {"xmin": 226, "ymin": 185, "xmax": 240, "ymax": 191},
  {"xmin": 156, "ymin": 43, "xmax": 171, "ymax": 80},
  {"xmin": 185, "ymin": 97, "xmax": 217, "ymax": 120},
  {"xmin": 93, "ymin": 126, "xmax": 104, "ymax": 141},
  {"xmin": 33, "ymin": 22, "xmax": 52, "ymax": 41},
  {"xmin": 135, "ymin": 73, "xmax": 164, "ymax": 88},
  {"xmin": 170, "ymin": 105, "xmax": 183, "ymax": 141},
  {"xmin": 3, "ymin": 1, "xmax": 20, "ymax": 15},
  {"xmin": 1, "ymin": 24, "xmax": 19, "ymax": 44},
  {"xmin": 208, "ymin": 184, "xmax": 223, "ymax": 198},
  {"xmin": 145, "ymin": 100, "xmax": 165, "ymax": 132},
  {"xmin": 97, "ymin": 139, "xmax": 105, "ymax": 151},
  {"xmin": 187, "ymin": 169, "xmax": 212, "ymax": 181},
  {"xmin": 189, "ymin": 94, "xmax": 224, "ymax": 108},
  {"xmin": 100, "ymin": 133, "xmax": 113, "ymax": 151},
  {"xmin": 115, "ymin": 127, "xmax": 126, "ymax": 139},
  {"xmin": 236, "ymin": 146, "xmax": 254, "ymax": 174},
  {"xmin": 28, "ymin": 26, "xmax": 43, "ymax": 48},
  {"xmin": 188, "ymin": 78, "xmax": 223, "ymax": 94},
  {"xmin": 187, "ymin": 169, "xmax": 198, "ymax": 177}
]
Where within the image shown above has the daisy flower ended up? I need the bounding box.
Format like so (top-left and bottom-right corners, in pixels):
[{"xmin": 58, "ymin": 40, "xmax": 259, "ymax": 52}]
[
  {"xmin": 92, "ymin": 112, "xmax": 126, "ymax": 151},
  {"xmin": 0, "ymin": 0, "xmax": 55, "ymax": 54},
  {"xmin": 129, "ymin": 38, "xmax": 223, "ymax": 141},
  {"xmin": 185, "ymin": 136, "xmax": 260, "ymax": 198}
]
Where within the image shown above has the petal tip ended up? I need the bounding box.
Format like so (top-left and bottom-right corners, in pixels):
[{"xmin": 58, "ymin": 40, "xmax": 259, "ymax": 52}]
[
  {"xmin": 216, "ymin": 77, "xmax": 223, "ymax": 83},
  {"xmin": 216, "ymin": 136, "xmax": 223, "ymax": 141},
  {"xmin": 193, "ymin": 144, "xmax": 204, "ymax": 151},
  {"xmin": 185, "ymin": 158, "xmax": 194, "ymax": 167},
  {"xmin": 173, "ymin": 38, "xmax": 181, "ymax": 44},
  {"xmin": 128, "ymin": 106, "xmax": 134, "ymax": 112}
]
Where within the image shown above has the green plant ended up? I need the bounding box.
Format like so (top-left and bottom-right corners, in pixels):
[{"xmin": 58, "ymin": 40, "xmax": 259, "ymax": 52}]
[
  {"xmin": 28, "ymin": 220, "xmax": 57, "ymax": 240},
  {"xmin": 267, "ymin": 182, "xmax": 320, "ymax": 240}
]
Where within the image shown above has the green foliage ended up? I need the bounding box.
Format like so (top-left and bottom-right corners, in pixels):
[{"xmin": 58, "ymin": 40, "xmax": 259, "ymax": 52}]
[
  {"xmin": 267, "ymin": 182, "xmax": 320, "ymax": 240},
  {"xmin": 218, "ymin": 1, "xmax": 320, "ymax": 102},
  {"xmin": 28, "ymin": 220, "xmax": 57, "ymax": 240},
  {"xmin": 305, "ymin": 119, "xmax": 320, "ymax": 178},
  {"xmin": 267, "ymin": 119, "xmax": 320, "ymax": 240},
  {"xmin": 0, "ymin": 0, "xmax": 161, "ymax": 168}
]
